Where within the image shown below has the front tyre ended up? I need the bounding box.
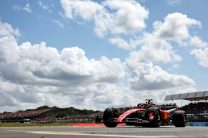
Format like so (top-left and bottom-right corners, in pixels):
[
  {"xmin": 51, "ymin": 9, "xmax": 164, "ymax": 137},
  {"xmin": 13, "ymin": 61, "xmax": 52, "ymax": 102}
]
[
  {"xmin": 103, "ymin": 108, "xmax": 118, "ymax": 127},
  {"xmin": 172, "ymin": 110, "xmax": 186, "ymax": 127}
]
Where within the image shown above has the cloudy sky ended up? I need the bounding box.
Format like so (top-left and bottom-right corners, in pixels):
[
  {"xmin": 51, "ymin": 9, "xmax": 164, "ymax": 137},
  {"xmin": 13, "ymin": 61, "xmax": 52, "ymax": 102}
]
[{"xmin": 0, "ymin": 0, "xmax": 208, "ymax": 112}]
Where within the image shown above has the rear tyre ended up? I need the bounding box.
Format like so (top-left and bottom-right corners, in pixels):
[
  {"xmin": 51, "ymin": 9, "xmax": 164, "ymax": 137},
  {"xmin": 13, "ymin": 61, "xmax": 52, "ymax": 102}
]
[
  {"xmin": 144, "ymin": 107, "xmax": 161, "ymax": 127},
  {"xmin": 103, "ymin": 108, "xmax": 118, "ymax": 127},
  {"xmin": 172, "ymin": 110, "xmax": 186, "ymax": 127}
]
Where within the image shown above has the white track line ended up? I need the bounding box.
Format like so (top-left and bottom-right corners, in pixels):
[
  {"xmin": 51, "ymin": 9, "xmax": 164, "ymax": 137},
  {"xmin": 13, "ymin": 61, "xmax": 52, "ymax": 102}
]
[
  {"xmin": 23, "ymin": 131, "xmax": 178, "ymax": 138},
  {"xmin": 77, "ymin": 130, "xmax": 183, "ymax": 133}
]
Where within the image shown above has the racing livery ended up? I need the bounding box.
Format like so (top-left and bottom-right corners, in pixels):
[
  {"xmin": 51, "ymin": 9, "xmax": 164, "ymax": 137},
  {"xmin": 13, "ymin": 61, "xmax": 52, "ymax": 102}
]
[{"xmin": 103, "ymin": 99, "xmax": 186, "ymax": 127}]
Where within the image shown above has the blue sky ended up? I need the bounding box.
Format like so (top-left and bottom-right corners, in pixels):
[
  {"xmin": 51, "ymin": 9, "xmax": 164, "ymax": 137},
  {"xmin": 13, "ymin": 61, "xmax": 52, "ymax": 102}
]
[{"xmin": 0, "ymin": 0, "xmax": 208, "ymax": 111}]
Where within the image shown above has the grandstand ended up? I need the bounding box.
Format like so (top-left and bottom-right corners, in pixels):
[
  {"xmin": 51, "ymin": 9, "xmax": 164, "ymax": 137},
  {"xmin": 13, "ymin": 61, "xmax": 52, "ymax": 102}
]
[
  {"xmin": 165, "ymin": 91, "xmax": 208, "ymax": 101},
  {"xmin": 165, "ymin": 91, "xmax": 208, "ymax": 122},
  {"xmin": 0, "ymin": 109, "xmax": 50, "ymax": 123}
]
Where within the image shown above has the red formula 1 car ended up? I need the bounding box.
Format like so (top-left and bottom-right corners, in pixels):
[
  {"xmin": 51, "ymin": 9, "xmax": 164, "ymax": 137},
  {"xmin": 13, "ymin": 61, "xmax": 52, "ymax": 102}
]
[{"xmin": 103, "ymin": 99, "xmax": 186, "ymax": 127}]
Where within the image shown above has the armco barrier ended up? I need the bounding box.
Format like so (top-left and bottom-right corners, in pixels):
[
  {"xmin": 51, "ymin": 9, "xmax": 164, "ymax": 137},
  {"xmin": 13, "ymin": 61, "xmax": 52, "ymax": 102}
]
[{"xmin": 187, "ymin": 122, "xmax": 208, "ymax": 127}]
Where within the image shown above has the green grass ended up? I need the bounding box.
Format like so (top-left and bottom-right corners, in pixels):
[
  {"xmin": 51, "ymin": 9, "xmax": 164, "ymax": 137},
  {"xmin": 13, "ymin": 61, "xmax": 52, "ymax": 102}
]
[{"xmin": 0, "ymin": 122, "xmax": 70, "ymax": 127}]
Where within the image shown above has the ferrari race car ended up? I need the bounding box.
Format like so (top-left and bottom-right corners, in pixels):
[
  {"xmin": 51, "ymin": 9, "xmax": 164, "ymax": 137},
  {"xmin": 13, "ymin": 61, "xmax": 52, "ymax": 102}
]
[{"xmin": 103, "ymin": 99, "xmax": 186, "ymax": 127}]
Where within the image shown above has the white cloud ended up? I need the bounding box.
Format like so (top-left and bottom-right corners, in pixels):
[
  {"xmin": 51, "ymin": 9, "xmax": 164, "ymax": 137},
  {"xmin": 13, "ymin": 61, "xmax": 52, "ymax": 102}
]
[
  {"xmin": 12, "ymin": 3, "xmax": 32, "ymax": 13},
  {"xmin": 109, "ymin": 37, "xmax": 139, "ymax": 50},
  {"xmin": 154, "ymin": 12, "xmax": 201, "ymax": 42},
  {"xmin": 60, "ymin": 0, "xmax": 103, "ymax": 20},
  {"xmin": 191, "ymin": 47, "xmax": 208, "ymax": 68},
  {"xmin": 0, "ymin": 40, "xmax": 125, "ymax": 86},
  {"xmin": 127, "ymin": 33, "xmax": 181, "ymax": 64},
  {"xmin": 189, "ymin": 36, "xmax": 208, "ymax": 68},
  {"xmin": 123, "ymin": 12, "xmax": 200, "ymax": 65},
  {"xmin": 108, "ymin": 12, "xmax": 200, "ymax": 63},
  {"xmin": 103, "ymin": 0, "xmax": 149, "ymax": 34},
  {"xmin": 190, "ymin": 36, "xmax": 208, "ymax": 48},
  {"xmin": 93, "ymin": 10, "xmax": 112, "ymax": 37},
  {"xmin": 60, "ymin": 0, "xmax": 149, "ymax": 37},
  {"xmin": 128, "ymin": 63, "xmax": 195, "ymax": 91},
  {"xmin": 0, "ymin": 21, "xmax": 128, "ymax": 111},
  {"xmin": 23, "ymin": 3, "xmax": 32, "ymax": 13},
  {"xmin": 38, "ymin": 1, "xmax": 49, "ymax": 10},
  {"xmin": 0, "ymin": 21, "xmax": 20, "ymax": 37}
]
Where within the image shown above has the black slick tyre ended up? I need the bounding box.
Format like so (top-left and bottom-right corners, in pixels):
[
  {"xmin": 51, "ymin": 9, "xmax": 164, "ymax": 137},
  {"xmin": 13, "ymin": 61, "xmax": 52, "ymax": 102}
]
[
  {"xmin": 172, "ymin": 110, "xmax": 186, "ymax": 127},
  {"xmin": 103, "ymin": 108, "xmax": 118, "ymax": 127}
]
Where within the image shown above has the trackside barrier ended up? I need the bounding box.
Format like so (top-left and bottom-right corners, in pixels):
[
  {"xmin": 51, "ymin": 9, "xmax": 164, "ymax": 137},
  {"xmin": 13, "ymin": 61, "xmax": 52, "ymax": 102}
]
[{"xmin": 186, "ymin": 122, "xmax": 208, "ymax": 127}]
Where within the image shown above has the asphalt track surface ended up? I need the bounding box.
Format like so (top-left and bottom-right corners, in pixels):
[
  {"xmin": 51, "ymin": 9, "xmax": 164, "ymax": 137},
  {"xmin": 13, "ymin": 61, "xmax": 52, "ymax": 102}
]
[{"xmin": 0, "ymin": 126, "xmax": 208, "ymax": 138}]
